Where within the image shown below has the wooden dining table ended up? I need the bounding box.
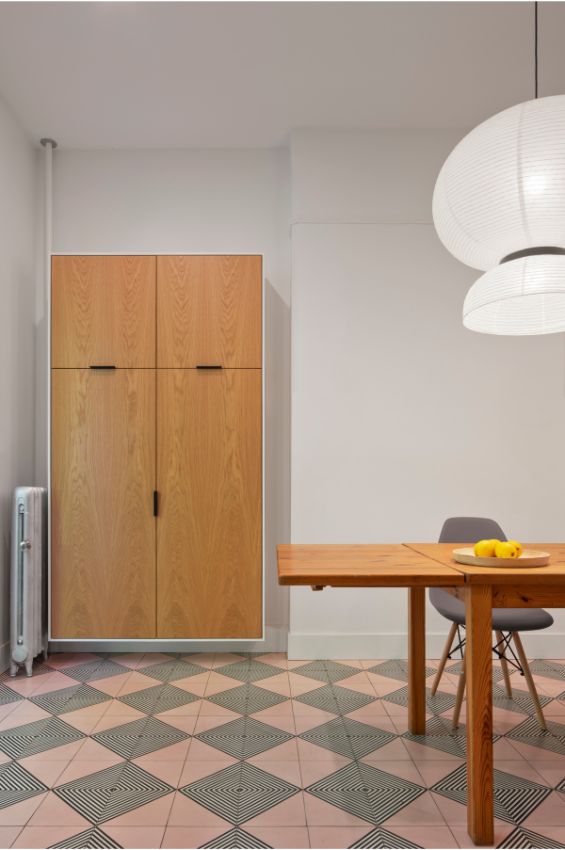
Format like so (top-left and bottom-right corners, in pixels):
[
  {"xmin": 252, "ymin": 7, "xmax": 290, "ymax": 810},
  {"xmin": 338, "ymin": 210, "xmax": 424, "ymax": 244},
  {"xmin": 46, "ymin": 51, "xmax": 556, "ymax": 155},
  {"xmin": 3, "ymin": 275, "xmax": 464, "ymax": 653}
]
[{"xmin": 277, "ymin": 542, "xmax": 565, "ymax": 846}]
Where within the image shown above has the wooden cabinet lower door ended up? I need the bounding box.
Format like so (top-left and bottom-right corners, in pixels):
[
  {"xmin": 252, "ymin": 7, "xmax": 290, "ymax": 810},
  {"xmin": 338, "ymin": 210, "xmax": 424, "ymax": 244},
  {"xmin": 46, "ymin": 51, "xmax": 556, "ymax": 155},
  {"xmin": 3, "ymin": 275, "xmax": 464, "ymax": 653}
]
[
  {"xmin": 157, "ymin": 369, "xmax": 262, "ymax": 638},
  {"xmin": 51, "ymin": 369, "xmax": 156, "ymax": 638}
]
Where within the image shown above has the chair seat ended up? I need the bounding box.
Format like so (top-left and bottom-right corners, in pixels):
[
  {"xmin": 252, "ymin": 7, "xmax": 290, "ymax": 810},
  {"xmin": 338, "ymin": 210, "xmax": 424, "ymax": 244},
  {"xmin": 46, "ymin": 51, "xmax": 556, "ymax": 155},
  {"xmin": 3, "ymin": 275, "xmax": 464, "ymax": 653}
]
[{"xmin": 430, "ymin": 588, "xmax": 554, "ymax": 632}]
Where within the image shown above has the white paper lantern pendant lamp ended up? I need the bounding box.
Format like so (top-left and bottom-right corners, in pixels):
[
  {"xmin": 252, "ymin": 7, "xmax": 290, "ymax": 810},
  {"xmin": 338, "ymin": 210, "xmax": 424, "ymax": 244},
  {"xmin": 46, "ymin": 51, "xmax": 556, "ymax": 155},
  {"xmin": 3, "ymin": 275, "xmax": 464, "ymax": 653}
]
[{"xmin": 433, "ymin": 2, "xmax": 565, "ymax": 335}]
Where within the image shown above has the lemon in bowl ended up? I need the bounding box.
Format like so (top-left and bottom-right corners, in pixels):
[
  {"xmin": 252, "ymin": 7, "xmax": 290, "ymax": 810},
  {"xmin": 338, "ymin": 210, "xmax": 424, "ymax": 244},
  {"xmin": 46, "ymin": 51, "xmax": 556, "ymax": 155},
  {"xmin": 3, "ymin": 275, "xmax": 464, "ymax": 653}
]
[
  {"xmin": 494, "ymin": 541, "xmax": 518, "ymax": 559},
  {"xmin": 473, "ymin": 539, "xmax": 499, "ymax": 557}
]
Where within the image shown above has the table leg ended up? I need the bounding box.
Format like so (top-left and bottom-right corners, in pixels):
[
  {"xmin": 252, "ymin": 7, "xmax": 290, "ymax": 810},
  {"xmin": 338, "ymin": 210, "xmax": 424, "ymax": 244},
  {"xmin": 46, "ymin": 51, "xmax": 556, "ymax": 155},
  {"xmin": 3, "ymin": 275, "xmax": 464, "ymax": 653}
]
[
  {"xmin": 408, "ymin": 587, "xmax": 426, "ymax": 735},
  {"xmin": 466, "ymin": 584, "xmax": 493, "ymax": 845}
]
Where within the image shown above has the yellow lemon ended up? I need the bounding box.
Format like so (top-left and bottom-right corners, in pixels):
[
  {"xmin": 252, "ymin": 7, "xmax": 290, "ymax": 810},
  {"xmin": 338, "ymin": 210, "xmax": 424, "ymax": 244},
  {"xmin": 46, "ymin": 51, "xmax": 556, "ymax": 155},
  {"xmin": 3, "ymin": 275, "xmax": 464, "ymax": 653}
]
[
  {"xmin": 494, "ymin": 541, "xmax": 518, "ymax": 559},
  {"xmin": 474, "ymin": 539, "xmax": 497, "ymax": 557},
  {"xmin": 508, "ymin": 540, "xmax": 523, "ymax": 557}
]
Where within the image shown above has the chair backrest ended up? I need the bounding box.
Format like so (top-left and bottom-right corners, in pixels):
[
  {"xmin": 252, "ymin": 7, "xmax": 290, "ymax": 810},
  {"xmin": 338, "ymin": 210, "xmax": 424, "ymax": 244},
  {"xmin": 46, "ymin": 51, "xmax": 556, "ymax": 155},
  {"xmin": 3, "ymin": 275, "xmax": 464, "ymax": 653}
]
[{"xmin": 438, "ymin": 516, "xmax": 506, "ymax": 543}]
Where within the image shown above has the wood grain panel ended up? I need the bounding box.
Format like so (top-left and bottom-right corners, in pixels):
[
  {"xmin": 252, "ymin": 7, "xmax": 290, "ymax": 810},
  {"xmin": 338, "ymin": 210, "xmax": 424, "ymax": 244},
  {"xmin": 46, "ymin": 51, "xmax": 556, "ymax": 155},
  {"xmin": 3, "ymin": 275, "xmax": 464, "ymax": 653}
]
[
  {"xmin": 405, "ymin": 542, "xmax": 565, "ymax": 583},
  {"xmin": 51, "ymin": 369, "xmax": 156, "ymax": 638},
  {"xmin": 408, "ymin": 587, "xmax": 426, "ymax": 735},
  {"xmin": 465, "ymin": 584, "xmax": 494, "ymax": 845},
  {"xmin": 157, "ymin": 255, "xmax": 262, "ymax": 368},
  {"xmin": 52, "ymin": 256, "xmax": 156, "ymax": 367},
  {"xmin": 277, "ymin": 544, "xmax": 464, "ymax": 587},
  {"xmin": 157, "ymin": 369, "xmax": 262, "ymax": 638}
]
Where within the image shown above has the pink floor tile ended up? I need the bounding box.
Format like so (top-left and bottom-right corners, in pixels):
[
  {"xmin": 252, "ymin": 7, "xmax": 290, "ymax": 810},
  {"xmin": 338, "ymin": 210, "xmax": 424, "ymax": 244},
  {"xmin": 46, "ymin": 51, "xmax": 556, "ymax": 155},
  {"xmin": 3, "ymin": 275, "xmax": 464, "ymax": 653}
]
[
  {"xmin": 139, "ymin": 653, "xmax": 175, "ymax": 668},
  {"xmin": 92, "ymin": 707, "xmax": 146, "ymax": 733},
  {"xmin": 507, "ymin": 739, "xmax": 565, "ymax": 763},
  {"xmin": 292, "ymin": 710, "xmax": 337, "ymax": 732},
  {"xmin": 297, "ymin": 739, "xmax": 348, "ymax": 761},
  {"xmin": 250, "ymin": 713, "xmax": 296, "ymax": 734},
  {"xmin": 0, "ymin": 826, "xmax": 23, "ymax": 847},
  {"xmin": 102, "ymin": 793, "xmax": 175, "ymax": 826},
  {"xmin": 401, "ymin": 738, "xmax": 462, "ymax": 761},
  {"xmin": 522, "ymin": 792, "xmax": 565, "ymax": 826},
  {"xmin": 345, "ymin": 701, "xmax": 389, "ymax": 720},
  {"xmin": 161, "ymin": 826, "xmax": 228, "ymax": 848},
  {"xmin": 178, "ymin": 758, "xmax": 237, "ymax": 785},
  {"xmin": 180, "ymin": 653, "xmax": 216, "ymax": 668},
  {"xmin": 256, "ymin": 653, "xmax": 290, "ymax": 669},
  {"xmin": 75, "ymin": 737, "xmax": 131, "ymax": 762},
  {"xmin": 288, "ymin": 673, "xmax": 324, "ymax": 697},
  {"xmin": 359, "ymin": 758, "xmax": 423, "ymax": 785},
  {"xmin": 89, "ymin": 672, "xmax": 133, "ymax": 697},
  {"xmin": 299, "ymin": 756, "xmax": 352, "ymax": 786},
  {"xmin": 193, "ymin": 714, "xmax": 239, "ymax": 734},
  {"xmin": 243, "ymin": 792, "xmax": 306, "ymax": 827},
  {"xmin": 12, "ymin": 825, "xmax": 87, "ymax": 848},
  {"xmin": 137, "ymin": 739, "xmax": 191, "ymax": 761},
  {"xmin": 249, "ymin": 826, "xmax": 310, "ymax": 847},
  {"xmin": 159, "ymin": 715, "xmax": 198, "ymax": 735},
  {"xmin": 414, "ymin": 759, "xmax": 465, "ymax": 787},
  {"xmin": 254, "ymin": 673, "xmax": 291, "ymax": 696},
  {"xmin": 0, "ymin": 795, "xmax": 47, "ymax": 826},
  {"xmin": 336, "ymin": 673, "xmax": 376, "ymax": 695},
  {"xmin": 29, "ymin": 672, "xmax": 82, "ymax": 695},
  {"xmin": 358, "ymin": 738, "xmax": 413, "ymax": 764},
  {"xmin": 16, "ymin": 758, "xmax": 70, "ymax": 787},
  {"xmin": 307, "ymin": 826, "xmax": 370, "ymax": 847},
  {"xmin": 185, "ymin": 739, "xmax": 239, "ymax": 764},
  {"xmin": 204, "ymin": 673, "xmax": 242, "ymax": 696},
  {"xmin": 249, "ymin": 739, "xmax": 299, "ymax": 762},
  {"xmin": 46, "ymin": 653, "xmax": 99, "ymax": 669},
  {"xmin": 197, "ymin": 701, "xmax": 241, "ymax": 719},
  {"xmin": 303, "ymin": 793, "xmax": 373, "ymax": 827},
  {"xmin": 172, "ymin": 675, "xmax": 208, "ymax": 693},
  {"xmin": 102, "ymin": 698, "xmax": 147, "ymax": 717},
  {"xmin": 109, "ymin": 653, "xmax": 147, "ymax": 669},
  {"xmin": 117, "ymin": 671, "xmax": 163, "ymax": 695},
  {"xmin": 1, "ymin": 679, "xmax": 38, "ymax": 698},
  {"xmin": 157, "ymin": 701, "xmax": 204, "ymax": 719},
  {"xmin": 365, "ymin": 672, "xmax": 408, "ymax": 695},
  {"xmin": 209, "ymin": 653, "xmax": 245, "ymax": 667},
  {"xmin": 393, "ymin": 825, "xmax": 460, "ymax": 848},
  {"xmin": 132, "ymin": 758, "xmax": 185, "ymax": 786},
  {"xmin": 450, "ymin": 823, "xmax": 514, "ymax": 848},
  {"xmin": 383, "ymin": 790, "xmax": 446, "ymax": 826},
  {"xmin": 246, "ymin": 759, "xmax": 302, "ymax": 786},
  {"xmin": 528, "ymin": 760, "xmax": 565, "ymax": 786},
  {"xmin": 58, "ymin": 707, "xmax": 113, "ymax": 734},
  {"xmin": 55, "ymin": 756, "xmax": 123, "ymax": 785},
  {"xmin": 0, "ymin": 703, "xmax": 50, "ymax": 729},
  {"xmin": 167, "ymin": 793, "xmax": 232, "ymax": 827},
  {"xmin": 27, "ymin": 792, "xmax": 91, "ymax": 827},
  {"xmin": 103, "ymin": 825, "xmax": 166, "ymax": 848}
]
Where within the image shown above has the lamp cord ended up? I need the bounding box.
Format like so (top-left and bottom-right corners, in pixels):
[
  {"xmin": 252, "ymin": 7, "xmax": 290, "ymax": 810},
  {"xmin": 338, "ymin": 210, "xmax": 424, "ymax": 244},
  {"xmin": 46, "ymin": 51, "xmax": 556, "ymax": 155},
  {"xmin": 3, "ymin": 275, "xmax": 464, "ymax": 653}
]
[{"xmin": 534, "ymin": 0, "xmax": 538, "ymax": 98}]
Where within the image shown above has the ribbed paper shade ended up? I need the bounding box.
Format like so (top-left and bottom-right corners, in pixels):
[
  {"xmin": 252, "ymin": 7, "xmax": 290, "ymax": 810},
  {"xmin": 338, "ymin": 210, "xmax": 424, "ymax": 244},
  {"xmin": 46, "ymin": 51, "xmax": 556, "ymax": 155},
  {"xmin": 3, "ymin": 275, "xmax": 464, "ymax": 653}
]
[
  {"xmin": 463, "ymin": 254, "xmax": 565, "ymax": 335},
  {"xmin": 433, "ymin": 95, "xmax": 565, "ymax": 271}
]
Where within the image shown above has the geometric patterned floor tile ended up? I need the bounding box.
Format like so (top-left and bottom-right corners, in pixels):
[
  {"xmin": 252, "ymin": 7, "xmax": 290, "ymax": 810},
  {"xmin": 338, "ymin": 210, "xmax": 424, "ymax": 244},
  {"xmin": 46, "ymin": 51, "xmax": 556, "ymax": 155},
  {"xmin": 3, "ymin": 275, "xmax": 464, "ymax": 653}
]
[
  {"xmin": 292, "ymin": 661, "xmax": 362, "ymax": 683},
  {"xmin": 180, "ymin": 761, "xmax": 299, "ymax": 824},
  {"xmin": 0, "ymin": 716, "xmax": 86, "ymax": 759},
  {"xmin": 506, "ymin": 716, "xmax": 565, "ymax": 756},
  {"xmin": 136, "ymin": 660, "xmax": 206, "ymax": 682},
  {"xmin": 431, "ymin": 763, "xmax": 551, "ymax": 824},
  {"xmin": 527, "ymin": 661, "xmax": 565, "ymax": 682},
  {"xmin": 92, "ymin": 717, "xmax": 189, "ymax": 759},
  {"xmin": 349, "ymin": 825, "xmax": 422, "ymax": 848},
  {"xmin": 61, "ymin": 660, "xmax": 130, "ymax": 682},
  {"xmin": 31, "ymin": 685, "xmax": 110, "ymax": 716},
  {"xmin": 382, "ymin": 686, "xmax": 456, "ymax": 716},
  {"xmin": 206, "ymin": 684, "xmax": 288, "ymax": 715},
  {"xmin": 492, "ymin": 685, "xmax": 552, "ymax": 717},
  {"xmin": 199, "ymin": 826, "xmax": 271, "ymax": 848},
  {"xmin": 306, "ymin": 761, "xmax": 424, "ymax": 823},
  {"xmin": 300, "ymin": 717, "xmax": 396, "ymax": 759},
  {"xmin": 55, "ymin": 761, "xmax": 173, "ymax": 823},
  {"xmin": 0, "ymin": 761, "xmax": 47, "ymax": 810},
  {"xmin": 117, "ymin": 684, "xmax": 199, "ymax": 714},
  {"xmin": 0, "ymin": 684, "xmax": 23, "ymax": 706},
  {"xmin": 497, "ymin": 826, "xmax": 565, "ymax": 848},
  {"xmin": 49, "ymin": 825, "xmax": 122, "ymax": 848},
  {"xmin": 293, "ymin": 684, "xmax": 374, "ymax": 714},
  {"xmin": 402, "ymin": 716, "xmax": 469, "ymax": 757},
  {"xmin": 367, "ymin": 661, "xmax": 435, "ymax": 684},
  {"xmin": 196, "ymin": 717, "xmax": 292, "ymax": 760},
  {"xmin": 213, "ymin": 662, "xmax": 282, "ymax": 683}
]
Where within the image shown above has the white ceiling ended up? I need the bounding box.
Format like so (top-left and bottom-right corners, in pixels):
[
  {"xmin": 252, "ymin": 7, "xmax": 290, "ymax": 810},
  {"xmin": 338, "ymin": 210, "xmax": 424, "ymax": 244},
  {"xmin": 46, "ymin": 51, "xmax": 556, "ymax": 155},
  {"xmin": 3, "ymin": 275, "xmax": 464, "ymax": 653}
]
[{"xmin": 0, "ymin": 1, "xmax": 565, "ymax": 149}]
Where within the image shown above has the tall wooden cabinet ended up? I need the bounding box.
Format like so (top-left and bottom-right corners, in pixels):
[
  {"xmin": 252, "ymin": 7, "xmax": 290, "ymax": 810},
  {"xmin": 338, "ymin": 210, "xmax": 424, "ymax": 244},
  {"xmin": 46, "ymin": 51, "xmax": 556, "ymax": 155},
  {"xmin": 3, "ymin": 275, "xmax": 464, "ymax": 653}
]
[{"xmin": 51, "ymin": 255, "xmax": 263, "ymax": 640}]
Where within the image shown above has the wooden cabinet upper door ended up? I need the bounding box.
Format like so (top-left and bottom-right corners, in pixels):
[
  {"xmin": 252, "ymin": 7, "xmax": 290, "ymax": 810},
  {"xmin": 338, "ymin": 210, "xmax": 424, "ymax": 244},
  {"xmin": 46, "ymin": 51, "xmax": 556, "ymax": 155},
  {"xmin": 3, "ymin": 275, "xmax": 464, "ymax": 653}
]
[
  {"xmin": 52, "ymin": 256, "xmax": 156, "ymax": 368},
  {"xmin": 51, "ymin": 369, "xmax": 156, "ymax": 638},
  {"xmin": 157, "ymin": 369, "xmax": 262, "ymax": 638},
  {"xmin": 157, "ymin": 256, "xmax": 262, "ymax": 368}
]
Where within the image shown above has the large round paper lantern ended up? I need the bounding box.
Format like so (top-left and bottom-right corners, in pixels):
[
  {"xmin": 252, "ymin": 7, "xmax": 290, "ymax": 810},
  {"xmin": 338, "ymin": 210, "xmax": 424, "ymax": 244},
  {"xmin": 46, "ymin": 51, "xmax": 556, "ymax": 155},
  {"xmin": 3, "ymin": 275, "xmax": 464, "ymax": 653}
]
[{"xmin": 433, "ymin": 94, "xmax": 565, "ymax": 334}]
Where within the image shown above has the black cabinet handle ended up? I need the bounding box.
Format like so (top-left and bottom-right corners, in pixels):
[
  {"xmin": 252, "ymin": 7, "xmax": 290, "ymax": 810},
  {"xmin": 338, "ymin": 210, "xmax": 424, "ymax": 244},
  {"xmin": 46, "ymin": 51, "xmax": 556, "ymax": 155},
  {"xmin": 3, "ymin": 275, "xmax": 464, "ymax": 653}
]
[
  {"xmin": 153, "ymin": 491, "xmax": 159, "ymax": 517},
  {"xmin": 196, "ymin": 365, "xmax": 222, "ymax": 370},
  {"xmin": 90, "ymin": 365, "xmax": 116, "ymax": 370}
]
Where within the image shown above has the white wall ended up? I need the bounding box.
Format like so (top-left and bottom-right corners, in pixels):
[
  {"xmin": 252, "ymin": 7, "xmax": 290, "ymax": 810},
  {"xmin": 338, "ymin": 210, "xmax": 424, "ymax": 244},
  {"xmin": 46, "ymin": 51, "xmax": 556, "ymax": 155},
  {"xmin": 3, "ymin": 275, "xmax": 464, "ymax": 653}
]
[
  {"xmin": 41, "ymin": 148, "xmax": 291, "ymax": 649},
  {"xmin": 0, "ymin": 96, "xmax": 37, "ymax": 670},
  {"xmin": 290, "ymin": 129, "xmax": 565, "ymax": 659}
]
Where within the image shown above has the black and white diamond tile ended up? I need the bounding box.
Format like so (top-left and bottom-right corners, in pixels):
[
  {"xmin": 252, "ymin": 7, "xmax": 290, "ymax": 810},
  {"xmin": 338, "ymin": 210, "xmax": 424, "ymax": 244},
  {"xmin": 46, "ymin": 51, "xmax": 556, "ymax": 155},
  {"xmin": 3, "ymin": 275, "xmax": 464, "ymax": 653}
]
[
  {"xmin": 350, "ymin": 825, "xmax": 422, "ymax": 848},
  {"xmin": 196, "ymin": 716, "xmax": 292, "ymax": 759},
  {"xmin": 368, "ymin": 661, "xmax": 435, "ymax": 683},
  {"xmin": 92, "ymin": 716, "xmax": 189, "ymax": 759},
  {"xmin": 206, "ymin": 683, "xmax": 287, "ymax": 714},
  {"xmin": 214, "ymin": 661, "xmax": 281, "ymax": 683},
  {"xmin": 199, "ymin": 826, "xmax": 272, "ymax": 848},
  {"xmin": 300, "ymin": 717, "xmax": 396, "ymax": 759},
  {"xmin": 63, "ymin": 659, "xmax": 130, "ymax": 682},
  {"xmin": 137, "ymin": 659, "xmax": 205, "ymax": 682},
  {"xmin": 293, "ymin": 684, "xmax": 374, "ymax": 714},
  {"xmin": 497, "ymin": 826, "xmax": 565, "ymax": 848},
  {"xmin": 180, "ymin": 761, "xmax": 299, "ymax": 823},
  {"xmin": 492, "ymin": 685, "xmax": 552, "ymax": 717},
  {"xmin": 527, "ymin": 661, "xmax": 565, "ymax": 682},
  {"xmin": 118, "ymin": 683, "xmax": 199, "ymax": 714},
  {"xmin": 31, "ymin": 684, "xmax": 110, "ymax": 716},
  {"xmin": 506, "ymin": 716, "xmax": 565, "ymax": 756},
  {"xmin": 55, "ymin": 761, "xmax": 173, "ymax": 823},
  {"xmin": 307, "ymin": 761, "xmax": 424, "ymax": 823},
  {"xmin": 0, "ymin": 760, "xmax": 47, "ymax": 810},
  {"xmin": 431, "ymin": 763, "xmax": 550, "ymax": 824},
  {"xmin": 382, "ymin": 686, "xmax": 457, "ymax": 716},
  {"xmin": 0, "ymin": 683, "xmax": 23, "ymax": 705},
  {"xmin": 403, "ymin": 716, "xmax": 470, "ymax": 757},
  {"xmin": 0, "ymin": 716, "xmax": 85, "ymax": 759},
  {"xmin": 50, "ymin": 826, "xmax": 122, "ymax": 848},
  {"xmin": 293, "ymin": 661, "xmax": 361, "ymax": 683}
]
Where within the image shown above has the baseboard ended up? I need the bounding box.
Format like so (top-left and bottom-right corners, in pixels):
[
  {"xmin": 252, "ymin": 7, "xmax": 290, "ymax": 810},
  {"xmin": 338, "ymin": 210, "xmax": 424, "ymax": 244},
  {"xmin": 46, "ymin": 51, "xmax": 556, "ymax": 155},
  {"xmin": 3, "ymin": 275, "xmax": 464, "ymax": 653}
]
[
  {"xmin": 0, "ymin": 642, "xmax": 10, "ymax": 674},
  {"xmin": 48, "ymin": 625, "xmax": 288, "ymax": 655},
  {"xmin": 287, "ymin": 631, "xmax": 565, "ymax": 660}
]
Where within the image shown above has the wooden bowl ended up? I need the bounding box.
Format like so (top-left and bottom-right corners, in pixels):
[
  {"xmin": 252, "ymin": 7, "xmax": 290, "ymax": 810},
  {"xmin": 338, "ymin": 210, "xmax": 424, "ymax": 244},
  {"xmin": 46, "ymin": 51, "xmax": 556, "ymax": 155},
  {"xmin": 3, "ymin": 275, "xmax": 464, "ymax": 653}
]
[{"xmin": 452, "ymin": 547, "xmax": 550, "ymax": 569}]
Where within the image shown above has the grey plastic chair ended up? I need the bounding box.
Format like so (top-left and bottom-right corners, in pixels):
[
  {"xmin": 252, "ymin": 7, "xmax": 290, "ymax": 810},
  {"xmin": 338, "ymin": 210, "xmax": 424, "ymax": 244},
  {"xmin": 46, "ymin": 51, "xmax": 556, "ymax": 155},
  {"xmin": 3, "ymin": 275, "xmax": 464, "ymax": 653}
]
[{"xmin": 430, "ymin": 517, "xmax": 553, "ymax": 729}]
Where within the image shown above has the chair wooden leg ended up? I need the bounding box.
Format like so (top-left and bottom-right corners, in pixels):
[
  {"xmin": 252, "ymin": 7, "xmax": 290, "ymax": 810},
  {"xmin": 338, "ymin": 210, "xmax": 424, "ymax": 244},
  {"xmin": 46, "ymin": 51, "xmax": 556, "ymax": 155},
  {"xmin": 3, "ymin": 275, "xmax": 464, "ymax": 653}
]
[
  {"xmin": 431, "ymin": 622, "xmax": 458, "ymax": 696},
  {"xmin": 452, "ymin": 650, "xmax": 466, "ymax": 729},
  {"xmin": 496, "ymin": 630, "xmax": 513, "ymax": 698},
  {"xmin": 511, "ymin": 632, "xmax": 546, "ymax": 731}
]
